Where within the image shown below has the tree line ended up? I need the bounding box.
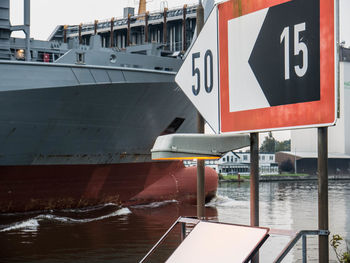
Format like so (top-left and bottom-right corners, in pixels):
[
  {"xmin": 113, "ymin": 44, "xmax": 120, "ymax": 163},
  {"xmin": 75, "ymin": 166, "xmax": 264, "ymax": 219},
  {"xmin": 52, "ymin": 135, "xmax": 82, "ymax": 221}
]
[{"xmin": 259, "ymin": 132, "xmax": 291, "ymax": 153}]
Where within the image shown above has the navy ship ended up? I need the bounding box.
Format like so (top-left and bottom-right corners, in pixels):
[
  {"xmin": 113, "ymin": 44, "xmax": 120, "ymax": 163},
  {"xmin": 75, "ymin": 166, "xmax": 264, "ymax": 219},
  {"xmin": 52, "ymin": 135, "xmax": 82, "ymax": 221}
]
[{"xmin": 0, "ymin": 0, "xmax": 217, "ymax": 212}]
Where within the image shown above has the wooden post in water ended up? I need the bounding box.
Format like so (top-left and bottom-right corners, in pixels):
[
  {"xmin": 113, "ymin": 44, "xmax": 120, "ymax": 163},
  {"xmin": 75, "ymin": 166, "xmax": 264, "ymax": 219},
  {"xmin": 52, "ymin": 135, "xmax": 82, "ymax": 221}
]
[
  {"xmin": 196, "ymin": 0, "xmax": 205, "ymax": 220},
  {"xmin": 318, "ymin": 127, "xmax": 329, "ymax": 262},
  {"xmin": 250, "ymin": 132, "xmax": 259, "ymax": 263}
]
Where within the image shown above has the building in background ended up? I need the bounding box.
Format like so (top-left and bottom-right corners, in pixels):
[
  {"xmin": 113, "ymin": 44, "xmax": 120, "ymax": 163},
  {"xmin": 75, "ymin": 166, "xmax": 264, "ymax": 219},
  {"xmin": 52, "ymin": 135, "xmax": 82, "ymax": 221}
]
[
  {"xmin": 185, "ymin": 151, "xmax": 278, "ymax": 175},
  {"xmin": 276, "ymin": 47, "xmax": 350, "ymax": 175}
]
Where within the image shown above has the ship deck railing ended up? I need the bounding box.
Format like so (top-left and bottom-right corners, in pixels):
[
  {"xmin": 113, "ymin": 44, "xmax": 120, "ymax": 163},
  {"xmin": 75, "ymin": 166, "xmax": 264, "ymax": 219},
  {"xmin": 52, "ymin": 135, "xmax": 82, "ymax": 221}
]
[{"xmin": 65, "ymin": 3, "xmax": 198, "ymax": 37}]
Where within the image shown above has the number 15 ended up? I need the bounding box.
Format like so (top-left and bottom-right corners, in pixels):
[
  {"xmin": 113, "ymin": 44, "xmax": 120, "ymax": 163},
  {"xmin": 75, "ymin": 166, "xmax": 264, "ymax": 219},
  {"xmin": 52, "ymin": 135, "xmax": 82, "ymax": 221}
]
[{"xmin": 280, "ymin": 22, "xmax": 308, "ymax": 80}]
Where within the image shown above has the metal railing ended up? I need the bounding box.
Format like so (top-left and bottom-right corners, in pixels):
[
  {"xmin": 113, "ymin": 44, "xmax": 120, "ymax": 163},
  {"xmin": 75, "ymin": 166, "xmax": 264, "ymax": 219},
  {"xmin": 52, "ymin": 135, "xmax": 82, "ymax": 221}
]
[
  {"xmin": 270, "ymin": 229, "xmax": 330, "ymax": 263},
  {"xmin": 65, "ymin": 4, "xmax": 198, "ymax": 37},
  {"xmin": 139, "ymin": 217, "xmax": 330, "ymax": 263},
  {"xmin": 139, "ymin": 217, "xmax": 199, "ymax": 263}
]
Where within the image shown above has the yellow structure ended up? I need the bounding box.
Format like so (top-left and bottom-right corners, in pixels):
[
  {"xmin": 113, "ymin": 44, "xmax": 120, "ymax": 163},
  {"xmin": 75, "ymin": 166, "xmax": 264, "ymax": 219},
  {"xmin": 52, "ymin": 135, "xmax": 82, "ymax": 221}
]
[{"xmin": 138, "ymin": 0, "xmax": 147, "ymax": 15}]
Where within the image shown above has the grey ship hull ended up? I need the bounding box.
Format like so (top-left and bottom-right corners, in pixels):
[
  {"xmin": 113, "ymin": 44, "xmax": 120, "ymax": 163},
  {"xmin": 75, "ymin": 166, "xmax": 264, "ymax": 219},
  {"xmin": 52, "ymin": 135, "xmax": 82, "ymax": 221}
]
[
  {"xmin": 0, "ymin": 2, "xmax": 218, "ymax": 213},
  {"xmin": 0, "ymin": 60, "xmax": 196, "ymax": 165},
  {"xmin": 0, "ymin": 60, "xmax": 217, "ymax": 213}
]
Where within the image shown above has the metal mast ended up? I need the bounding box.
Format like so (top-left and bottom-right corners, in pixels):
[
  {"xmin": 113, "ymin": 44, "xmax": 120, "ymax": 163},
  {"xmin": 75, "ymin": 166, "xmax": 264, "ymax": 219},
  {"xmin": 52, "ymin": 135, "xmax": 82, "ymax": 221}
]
[{"xmin": 0, "ymin": 0, "xmax": 10, "ymax": 59}]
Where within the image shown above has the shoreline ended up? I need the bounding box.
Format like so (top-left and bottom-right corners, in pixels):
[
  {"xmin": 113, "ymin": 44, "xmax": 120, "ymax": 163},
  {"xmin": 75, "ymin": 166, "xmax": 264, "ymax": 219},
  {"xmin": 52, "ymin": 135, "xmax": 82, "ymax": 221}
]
[{"xmin": 219, "ymin": 174, "xmax": 350, "ymax": 183}]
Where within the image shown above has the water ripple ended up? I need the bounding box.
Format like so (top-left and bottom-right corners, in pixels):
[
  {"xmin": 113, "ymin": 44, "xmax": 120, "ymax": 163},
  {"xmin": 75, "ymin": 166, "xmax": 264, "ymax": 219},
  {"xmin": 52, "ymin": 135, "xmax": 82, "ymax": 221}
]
[{"xmin": 0, "ymin": 207, "xmax": 131, "ymax": 233}]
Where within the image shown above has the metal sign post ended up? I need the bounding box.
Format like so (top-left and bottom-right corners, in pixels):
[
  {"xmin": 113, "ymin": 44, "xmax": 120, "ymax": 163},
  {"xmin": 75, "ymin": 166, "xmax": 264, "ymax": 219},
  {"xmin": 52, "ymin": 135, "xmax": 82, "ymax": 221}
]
[
  {"xmin": 196, "ymin": 1, "xmax": 205, "ymax": 220},
  {"xmin": 318, "ymin": 127, "xmax": 329, "ymax": 262},
  {"xmin": 250, "ymin": 133, "xmax": 259, "ymax": 263}
]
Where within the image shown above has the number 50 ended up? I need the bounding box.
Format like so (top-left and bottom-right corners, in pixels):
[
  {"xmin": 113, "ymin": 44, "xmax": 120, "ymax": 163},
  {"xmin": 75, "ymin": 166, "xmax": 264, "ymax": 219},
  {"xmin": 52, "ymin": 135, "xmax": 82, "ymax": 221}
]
[{"xmin": 192, "ymin": 50, "xmax": 214, "ymax": 96}]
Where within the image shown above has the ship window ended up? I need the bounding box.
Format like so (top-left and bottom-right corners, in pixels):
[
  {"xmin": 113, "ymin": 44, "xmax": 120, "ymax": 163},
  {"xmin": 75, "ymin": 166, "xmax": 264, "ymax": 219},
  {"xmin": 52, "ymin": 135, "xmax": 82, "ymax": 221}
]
[
  {"xmin": 154, "ymin": 66, "xmax": 164, "ymax": 70},
  {"xmin": 161, "ymin": 117, "xmax": 185, "ymax": 135},
  {"xmin": 76, "ymin": 52, "xmax": 85, "ymax": 64}
]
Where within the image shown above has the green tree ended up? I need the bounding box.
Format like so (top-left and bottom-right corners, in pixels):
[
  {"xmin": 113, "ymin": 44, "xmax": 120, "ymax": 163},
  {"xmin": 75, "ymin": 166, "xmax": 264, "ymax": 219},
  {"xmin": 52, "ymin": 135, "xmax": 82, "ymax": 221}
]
[
  {"xmin": 331, "ymin": 234, "xmax": 350, "ymax": 263},
  {"xmin": 260, "ymin": 132, "xmax": 276, "ymax": 152},
  {"xmin": 260, "ymin": 132, "xmax": 291, "ymax": 153},
  {"xmin": 276, "ymin": 139, "xmax": 291, "ymax": 152}
]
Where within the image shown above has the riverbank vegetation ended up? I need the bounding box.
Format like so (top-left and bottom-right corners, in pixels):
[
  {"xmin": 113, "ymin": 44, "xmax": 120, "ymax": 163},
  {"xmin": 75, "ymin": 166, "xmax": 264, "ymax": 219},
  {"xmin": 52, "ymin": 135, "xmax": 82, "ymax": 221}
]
[
  {"xmin": 331, "ymin": 234, "xmax": 350, "ymax": 263},
  {"xmin": 219, "ymin": 173, "xmax": 309, "ymax": 181},
  {"xmin": 260, "ymin": 132, "xmax": 291, "ymax": 152}
]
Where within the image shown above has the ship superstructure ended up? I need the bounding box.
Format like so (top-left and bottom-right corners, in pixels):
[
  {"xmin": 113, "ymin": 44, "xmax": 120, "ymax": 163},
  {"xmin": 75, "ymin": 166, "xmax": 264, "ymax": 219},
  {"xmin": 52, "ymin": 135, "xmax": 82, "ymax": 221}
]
[{"xmin": 49, "ymin": 2, "xmax": 198, "ymax": 53}]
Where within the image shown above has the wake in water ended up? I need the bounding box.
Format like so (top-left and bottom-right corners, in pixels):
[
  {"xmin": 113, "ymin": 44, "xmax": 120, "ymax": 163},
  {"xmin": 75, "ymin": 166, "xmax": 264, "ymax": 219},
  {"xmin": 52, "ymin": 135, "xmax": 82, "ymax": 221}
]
[
  {"xmin": 0, "ymin": 206, "xmax": 131, "ymax": 233},
  {"xmin": 0, "ymin": 219, "xmax": 40, "ymax": 233},
  {"xmin": 60, "ymin": 202, "xmax": 120, "ymax": 213},
  {"xmin": 131, "ymin": 200, "xmax": 178, "ymax": 209},
  {"xmin": 206, "ymin": 195, "xmax": 249, "ymax": 208}
]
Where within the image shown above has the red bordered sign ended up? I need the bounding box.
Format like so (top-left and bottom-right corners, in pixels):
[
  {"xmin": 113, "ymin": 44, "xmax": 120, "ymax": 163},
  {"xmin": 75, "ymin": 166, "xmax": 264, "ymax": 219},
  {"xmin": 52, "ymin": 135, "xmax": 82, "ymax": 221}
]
[
  {"xmin": 218, "ymin": 0, "xmax": 337, "ymax": 133},
  {"xmin": 175, "ymin": 0, "xmax": 337, "ymax": 134}
]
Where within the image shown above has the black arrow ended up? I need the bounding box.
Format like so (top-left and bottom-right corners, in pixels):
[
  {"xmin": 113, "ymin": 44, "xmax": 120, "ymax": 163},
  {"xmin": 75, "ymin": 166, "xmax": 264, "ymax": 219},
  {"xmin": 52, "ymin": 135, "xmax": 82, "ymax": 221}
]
[{"xmin": 248, "ymin": 0, "xmax": 320, "ymax": 107}]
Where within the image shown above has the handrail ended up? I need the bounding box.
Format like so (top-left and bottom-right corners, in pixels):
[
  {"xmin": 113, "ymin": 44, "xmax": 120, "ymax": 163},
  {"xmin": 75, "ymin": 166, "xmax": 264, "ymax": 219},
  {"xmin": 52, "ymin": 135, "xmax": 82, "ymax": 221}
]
[
  {"xmin": 139, "ymin": 217, "xmax": 199, "ymax": 263},
  {"xmin": 272, "ymin": 229, "xmax": 330, "ymax": 263},
  {"xmin": 140, "ymin": 217, "xmax": 329, "ymax": 263}
]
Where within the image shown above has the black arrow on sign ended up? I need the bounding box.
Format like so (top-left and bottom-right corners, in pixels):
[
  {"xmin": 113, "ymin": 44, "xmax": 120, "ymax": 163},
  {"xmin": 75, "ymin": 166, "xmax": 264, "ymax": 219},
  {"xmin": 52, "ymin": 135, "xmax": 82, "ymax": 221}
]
[{"xmin": 248, "ymin": 0, "xmax": 320, "ymax": 107}]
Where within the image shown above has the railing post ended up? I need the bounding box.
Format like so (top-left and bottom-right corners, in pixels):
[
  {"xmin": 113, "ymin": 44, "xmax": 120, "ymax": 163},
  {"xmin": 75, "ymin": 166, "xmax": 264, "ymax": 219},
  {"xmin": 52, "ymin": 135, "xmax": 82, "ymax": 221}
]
[
  {"xmin": 127, "ymin": 14, "xmax": 131, "ymax": 46},
  {"xmin": 302, "ymin": 234, "xmax": 307, "ymax": 263},
  {"xmin": 182, "ymin": 4, "xmax": 187, "ymax": 52},
  {"xmin": 181, "ymin": 222, "xmax": 186, "ymax": 241},
  {"xmin": 78, "ymin": 23, "xmax": 82, "ymax": 44},
  {"xmin": 163, "ymin": 8, "xmax": 168, "ymax": 49},
  {"xmin": 110, "ymin": 17, "xmax": 114, "ymax": 47},
  {"xmin": 94, "ymin": 20, "xmax": 98, "ymax": 35},
  {"xmin": 63, "ymin": 25, "xmax": 68, "ymax": 43},
  {"xmin": 144, "ymin": 12, "xmax": 149, "ymax": 43}
]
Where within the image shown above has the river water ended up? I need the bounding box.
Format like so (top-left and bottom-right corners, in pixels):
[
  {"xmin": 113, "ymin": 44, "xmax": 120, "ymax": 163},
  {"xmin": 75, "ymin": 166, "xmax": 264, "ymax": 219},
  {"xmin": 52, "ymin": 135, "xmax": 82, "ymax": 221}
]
[{"xmin": 0, "ymin": 180, "xmax": 349, "ymax": 262}]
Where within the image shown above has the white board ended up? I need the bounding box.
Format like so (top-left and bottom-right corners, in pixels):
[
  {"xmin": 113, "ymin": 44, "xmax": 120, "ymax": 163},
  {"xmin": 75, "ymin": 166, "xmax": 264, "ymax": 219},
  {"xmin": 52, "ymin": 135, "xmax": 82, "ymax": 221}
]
[{"xmin": 166, "ymin": 222, "xmax": 269, "ymax": 263}]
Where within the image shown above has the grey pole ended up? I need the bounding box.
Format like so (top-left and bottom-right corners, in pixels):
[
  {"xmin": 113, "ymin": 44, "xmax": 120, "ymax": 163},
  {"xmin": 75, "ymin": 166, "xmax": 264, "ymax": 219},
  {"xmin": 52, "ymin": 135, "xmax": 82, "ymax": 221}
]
[
  {"xmin": 302, "ymin": 235, "xmax": 307, "ymax": 263},
  {"xmin": 24, "ymin": 0, "xmax": 31, "ymax": 61},
  {"xmin": 196, "ymin": 1, "xmax": 205, "ymax": 219},
  {"xmin": 318, "ymin": 127, "xmax": 329, "ymax": 262},
  {"xmin": 250, "ymin": 133, "xmax": 259, "ymax": 263}
]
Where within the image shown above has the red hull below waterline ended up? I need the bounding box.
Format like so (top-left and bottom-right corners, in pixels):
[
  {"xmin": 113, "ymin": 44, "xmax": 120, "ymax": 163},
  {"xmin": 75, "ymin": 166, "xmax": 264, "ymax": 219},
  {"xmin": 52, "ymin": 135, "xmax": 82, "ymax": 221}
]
[{"xmin": 0, "ymin": 161, "xmax": 218, "ymax": 213}]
